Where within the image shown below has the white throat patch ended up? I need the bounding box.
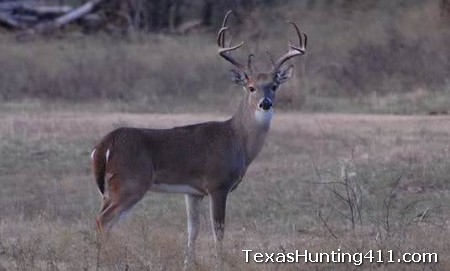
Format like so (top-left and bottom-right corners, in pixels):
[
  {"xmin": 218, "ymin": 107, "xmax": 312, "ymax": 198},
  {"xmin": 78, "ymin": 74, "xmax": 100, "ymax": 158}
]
[{"xmin": 254, "ymin": 109, "xmax": 273, "ymax": 125}]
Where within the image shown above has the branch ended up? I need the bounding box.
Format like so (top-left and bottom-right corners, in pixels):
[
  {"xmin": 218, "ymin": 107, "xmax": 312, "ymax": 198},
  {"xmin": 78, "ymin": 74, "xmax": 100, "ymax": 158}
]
[
  {"xmin": 0, "ymin": 11, "xmax": 22, "ymax": 29},
  {"xmin": 33, "ymin": 0, "xmax": 106, "ymax": 32}
]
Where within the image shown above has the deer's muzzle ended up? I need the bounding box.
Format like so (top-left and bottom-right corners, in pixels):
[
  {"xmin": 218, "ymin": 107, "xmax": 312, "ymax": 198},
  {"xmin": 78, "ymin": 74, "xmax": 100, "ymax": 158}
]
[{"xmin": 259, "ymin": 98, "xmax": 273, "ymax": 111}]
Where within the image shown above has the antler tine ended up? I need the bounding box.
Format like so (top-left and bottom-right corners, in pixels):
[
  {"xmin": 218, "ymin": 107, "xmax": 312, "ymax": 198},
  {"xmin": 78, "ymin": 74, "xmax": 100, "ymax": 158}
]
[
  {"xmin": 288, "ymin": 22, "xmax": 307, "ymax": 53},
  {"xmin": 222, "ymin": 10, "xmax": 232, "ymax": 28},
  {"xmin": 217, "ymin": 27, "xmax": 227, "ymax": 48},
  {"xmin": 217, "ymin": 10, "xmax": 245, "ymax": 70},
  {"xmin": 272, "ymin": 22, "xmax": 307, "ymax": 72},
  {"xmin": 216, "ymin": 10, "xmax": 231, "ymax": 47}
]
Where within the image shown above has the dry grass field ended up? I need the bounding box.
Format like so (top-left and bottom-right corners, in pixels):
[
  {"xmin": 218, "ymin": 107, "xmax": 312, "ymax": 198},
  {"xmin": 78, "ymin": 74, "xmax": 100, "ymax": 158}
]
[
  {"xmin": 1, "ymin": 1, "xmax": 450, "ymax": 270},
  {"xmin": 1, "ymin": 0, "xmax": 450, "ymax": 115},
  {"xmin": 1, "ymin": 109, "xmax": 450, "ymax": 270}
]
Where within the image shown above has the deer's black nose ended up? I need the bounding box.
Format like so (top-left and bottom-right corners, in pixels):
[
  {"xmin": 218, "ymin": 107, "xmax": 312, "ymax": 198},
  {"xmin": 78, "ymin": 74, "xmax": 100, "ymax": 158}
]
[{"xmin": 259, "ymin": 98, "xmax": 273, "ymax": 111}]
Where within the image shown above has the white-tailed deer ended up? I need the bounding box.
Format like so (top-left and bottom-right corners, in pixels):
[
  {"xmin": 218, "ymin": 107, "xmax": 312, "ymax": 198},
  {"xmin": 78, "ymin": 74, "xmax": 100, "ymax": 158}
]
[{"xmin": 91, "ymin": 10, "xmax": 306, "ymax": 269}]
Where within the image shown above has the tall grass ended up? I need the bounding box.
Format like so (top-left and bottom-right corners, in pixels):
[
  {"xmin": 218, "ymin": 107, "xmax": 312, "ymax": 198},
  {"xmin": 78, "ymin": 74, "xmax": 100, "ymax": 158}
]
[
  {"xmin": 1, "ymin": 112, "xmax": 450, "ymax": 270},
  {"xmin": 1, "ymin": 0, "xmax": 449, "ymax": 114}
]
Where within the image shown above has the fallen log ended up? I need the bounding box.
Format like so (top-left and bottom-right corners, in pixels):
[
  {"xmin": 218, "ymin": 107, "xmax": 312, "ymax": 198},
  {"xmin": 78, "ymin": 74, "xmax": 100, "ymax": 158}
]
[
  {"xmin": 0, "ymin": 1, "xmax": 30, "ymax": 11},
  {"xmin": 0, "ymin": 1, "xmax": 74, "ymax": 30},
  {"xmin": 45, "ymin": 0, "xmax": 106, "ymax": 29},
  {"xmin": 18, "ymin": 5, "xmax": 72, "ymax": 17},
  {"xmin": 0, "ymin": 0, "xmax": 106, "ymax": 32},
  {"xmin": 0, "ymin": 11, "xmax": 22, "ymax": 29},
  {"xmin": 29, "ymin": 0, "xmax": 106, "ymax": 33}
]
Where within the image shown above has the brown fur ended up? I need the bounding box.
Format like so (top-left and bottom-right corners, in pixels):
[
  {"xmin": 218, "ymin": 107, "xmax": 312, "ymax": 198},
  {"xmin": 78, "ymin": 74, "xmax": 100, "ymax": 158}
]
[
  {"xmin": 91, "ymin": 85, "xmax": 275, "ymax": 229},
  {"xmin": 92, "ymin": 11, "xmax": 306, "ymax": 268},
  {"xmin": 90, "ymin": 65, "xmax": 298, "ymax": 269}
]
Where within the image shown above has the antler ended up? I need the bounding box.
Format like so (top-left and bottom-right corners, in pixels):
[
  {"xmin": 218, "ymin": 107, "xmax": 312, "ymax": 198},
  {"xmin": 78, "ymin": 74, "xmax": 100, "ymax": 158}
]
[
  {"xmin": 272, "ymin": 22, "xmax": 307, "ymax": 72},
  {"xmin": 217, "ymin": 10, "xmax": 245, "ymax": 70}
]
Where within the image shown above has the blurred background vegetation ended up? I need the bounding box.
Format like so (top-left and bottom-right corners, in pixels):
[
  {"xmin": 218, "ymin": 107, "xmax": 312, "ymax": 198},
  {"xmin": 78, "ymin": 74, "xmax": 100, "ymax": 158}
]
[{"xmin": 1, "ymin": 0, "xmax": 449, "ymax": 114}]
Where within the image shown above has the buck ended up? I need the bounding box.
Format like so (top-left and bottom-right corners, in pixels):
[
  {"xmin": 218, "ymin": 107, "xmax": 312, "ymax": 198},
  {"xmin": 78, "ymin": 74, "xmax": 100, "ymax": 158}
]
[{"xmin": 91, "ymin": 10, "xmax": 307, "ymax": 269}]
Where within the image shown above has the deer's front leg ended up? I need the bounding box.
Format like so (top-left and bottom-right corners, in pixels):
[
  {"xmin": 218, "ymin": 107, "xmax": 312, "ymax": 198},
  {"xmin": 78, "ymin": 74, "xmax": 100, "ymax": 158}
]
[
  {"xmin": 184, "ymin": 194, "xmax": 202, "ymax": 270},
  {"xmin": 209, "ymin": 190, "xmax": 228, "ymax": 270}
]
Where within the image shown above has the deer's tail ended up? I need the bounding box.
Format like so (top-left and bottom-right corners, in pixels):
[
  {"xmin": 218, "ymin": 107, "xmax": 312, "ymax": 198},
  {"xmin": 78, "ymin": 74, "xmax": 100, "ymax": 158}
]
[{"xmin": 91, "ymin": 144, "xmax": 108, "ymax": 195}]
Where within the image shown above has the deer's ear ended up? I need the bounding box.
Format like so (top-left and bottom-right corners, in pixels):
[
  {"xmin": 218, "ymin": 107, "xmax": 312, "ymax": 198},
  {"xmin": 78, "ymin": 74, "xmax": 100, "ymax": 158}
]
[
  {"xmin": 275, "ymin": 65, "xmax": 294, "ymax": 84},
  {"xmin": 229, "ymin": 69, "xmax": 248, "ymax": 86}
]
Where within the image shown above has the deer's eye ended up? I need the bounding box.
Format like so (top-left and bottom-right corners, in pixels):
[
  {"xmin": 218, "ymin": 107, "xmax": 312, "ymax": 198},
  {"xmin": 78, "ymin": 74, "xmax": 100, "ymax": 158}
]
[
  {"xmin": 248, "ymin": 86, "xmax": 255, "ymax": 92},
  {"xmin": 271, "ymin": 84, "xmax": 278, "ymax": 91}
]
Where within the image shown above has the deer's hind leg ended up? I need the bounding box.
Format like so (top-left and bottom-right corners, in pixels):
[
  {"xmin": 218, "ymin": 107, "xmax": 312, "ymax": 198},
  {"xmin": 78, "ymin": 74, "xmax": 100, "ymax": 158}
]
[{"xmin": 96, "ymin": 173, "xmax": 151, "ymax": 234}]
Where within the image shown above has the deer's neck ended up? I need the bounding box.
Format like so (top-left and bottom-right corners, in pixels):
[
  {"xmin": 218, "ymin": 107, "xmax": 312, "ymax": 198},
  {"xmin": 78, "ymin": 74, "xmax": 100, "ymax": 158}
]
[{"xmin": 230, "ymin": 94, "xmax": 272, "ymax": 165}]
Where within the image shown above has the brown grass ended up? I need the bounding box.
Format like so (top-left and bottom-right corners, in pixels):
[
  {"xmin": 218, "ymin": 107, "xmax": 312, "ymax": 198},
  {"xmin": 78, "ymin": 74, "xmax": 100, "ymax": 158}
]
[
  {"xmin": 1, "ymin": 1, "xmax": 450, "ymax": 270},
  {"xmin": 1, "ymin": 110, "xmax": 450, "ymax": 270},
  {"xmin": 1, "ymin": 1, "xmax": 450, "ymax": 114}
]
